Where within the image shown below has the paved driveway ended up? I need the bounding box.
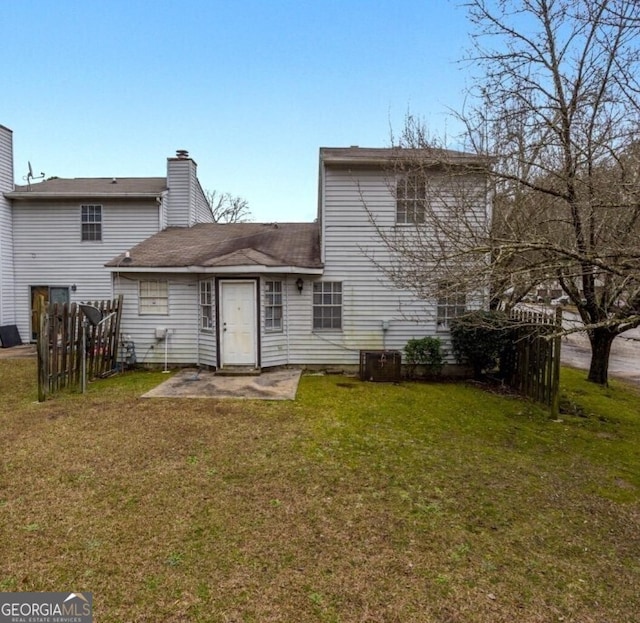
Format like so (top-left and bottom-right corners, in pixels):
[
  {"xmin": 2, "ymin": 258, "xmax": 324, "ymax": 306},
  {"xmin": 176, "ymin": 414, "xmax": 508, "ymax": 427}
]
[
  {"xmin": 561, "ymin": 319, "xmax": 640, "ymax": 387},
  {"xmin": 0, "ymin": 344, "xmax": 36, "ymax": 359}
]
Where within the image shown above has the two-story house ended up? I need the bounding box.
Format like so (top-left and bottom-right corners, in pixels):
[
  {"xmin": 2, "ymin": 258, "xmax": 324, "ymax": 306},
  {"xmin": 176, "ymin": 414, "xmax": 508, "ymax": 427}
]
[
  {"xmin": 2, "ymin": 124, "xmax": 490, "ymax": 369},
  {"xmin": 105, "ymin": 147, "xmax": 489, "ymax": 370},
  {"xmin": 0, "ymin": 124, "xmax": 211, "ymax": 343}
]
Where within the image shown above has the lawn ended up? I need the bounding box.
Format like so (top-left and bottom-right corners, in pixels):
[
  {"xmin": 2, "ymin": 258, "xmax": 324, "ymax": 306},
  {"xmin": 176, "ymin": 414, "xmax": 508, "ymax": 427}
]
[{"xmin": 1, "ymin": 359, "xmax": 639, "ymax": 622}]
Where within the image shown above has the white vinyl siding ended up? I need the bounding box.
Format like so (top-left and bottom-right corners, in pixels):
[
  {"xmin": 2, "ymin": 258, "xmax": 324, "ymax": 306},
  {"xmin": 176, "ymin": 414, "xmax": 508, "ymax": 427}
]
[
  {"xmin": 193, "ymin": 179, "xmax": 213, "ymax": 224},
  {"xmin": 139, "ymin": 280, "xmax": 168, "ymax": 315},
  {"xmin": 114, "ymin": 274, "xmax": 204, "ymax": 366},
  {"xmin": 166, "ymin": 157, "xmax": 213, "ymax": 227},
  {"xmin": 166, "ymin": 158, "xmax": 193, "ymax": 227},
  {"xmin": 292, "ymin": 166, "xmax": 425, "ymax": 364},
  {"xmin": 0, "ymin": 126, "xmax": 15, "ymax": 325},
  {"xmin": 11, "ymin": 200, "xmax": 160, "ymax": 341},
  {"xmin": 101, "ymin": 155, "xmax": 487, "ymax": 370},
  {"xmin": 285, "ymin": 165, "xmax": 482, "ymax": 366}
]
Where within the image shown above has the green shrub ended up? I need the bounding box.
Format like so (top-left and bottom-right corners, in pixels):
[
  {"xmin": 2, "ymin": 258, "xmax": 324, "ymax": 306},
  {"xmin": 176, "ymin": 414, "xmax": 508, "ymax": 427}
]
[
  {"xmin": 403, "ymin": 336, "xmax": 445, "ymax": 379},
  {"xmin": 450, "ymin": 310, "xmax": 513, "ymax": 379}
]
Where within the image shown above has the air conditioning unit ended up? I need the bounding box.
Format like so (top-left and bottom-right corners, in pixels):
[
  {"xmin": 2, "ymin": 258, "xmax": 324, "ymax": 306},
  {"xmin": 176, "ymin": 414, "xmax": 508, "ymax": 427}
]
[{"xmin": 359, "ymin": 350, "xmax": 402, "ymax": 382}]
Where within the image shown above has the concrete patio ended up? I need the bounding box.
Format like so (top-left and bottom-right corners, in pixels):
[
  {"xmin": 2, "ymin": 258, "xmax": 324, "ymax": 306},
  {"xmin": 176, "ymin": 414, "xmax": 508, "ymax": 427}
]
[{"xmin": 141, "ymin": 367, "xmax": 302, "ymax": 400}]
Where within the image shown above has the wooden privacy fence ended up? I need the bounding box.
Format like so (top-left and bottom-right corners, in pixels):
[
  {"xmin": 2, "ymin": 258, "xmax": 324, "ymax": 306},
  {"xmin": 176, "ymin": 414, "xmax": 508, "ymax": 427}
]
[
  {"xmin": 36, "ymin": 295, "xmax": 123, "ymax": 401},
  {"xmin": 504, "ymin": 307, "xmax": 563, "ymax": 415}
]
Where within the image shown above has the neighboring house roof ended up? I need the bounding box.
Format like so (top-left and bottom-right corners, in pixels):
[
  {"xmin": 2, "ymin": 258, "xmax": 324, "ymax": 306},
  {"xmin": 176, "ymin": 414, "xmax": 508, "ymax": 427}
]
[
  {"xmin": 320, "ymin": 146, "xmax": 490, "ymax": 167},
  {"xmin": 6, "ymin": 177, "xmax": 167, "ymax": 199},
  {"xmin": 106, "ymin": 222, "xmax": 323, "ymax": 272}
]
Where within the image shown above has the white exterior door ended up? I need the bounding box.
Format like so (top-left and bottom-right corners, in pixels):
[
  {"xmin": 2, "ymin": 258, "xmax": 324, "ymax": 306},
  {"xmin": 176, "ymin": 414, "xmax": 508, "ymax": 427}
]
[{"xmin": 220, "ymin": 280, "xmax": 257, "ymax": 367}]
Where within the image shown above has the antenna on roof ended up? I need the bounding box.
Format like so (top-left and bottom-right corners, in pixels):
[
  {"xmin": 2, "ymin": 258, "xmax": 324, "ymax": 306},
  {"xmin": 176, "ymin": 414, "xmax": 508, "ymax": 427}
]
[{"xmin": 23, "ymin": 161, "xmax": 45, "ymax": 190}]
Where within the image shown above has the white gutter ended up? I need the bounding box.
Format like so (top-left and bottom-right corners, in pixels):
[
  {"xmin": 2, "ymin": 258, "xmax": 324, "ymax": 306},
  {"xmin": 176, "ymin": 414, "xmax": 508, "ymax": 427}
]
[
  {"xmin": 319, "ymin": 156, "xmax": 326, "ymax": 264},
  {"xmin": 285, "ymin": 274, "xmax": 290, "ymax": 365},
  {"xmin": 7, "ymin": 192, "xmax": 163, "ymax": 200},
  {"xmin": 106, "ymin": 265, "xmax": 324, "ymax": 275}
]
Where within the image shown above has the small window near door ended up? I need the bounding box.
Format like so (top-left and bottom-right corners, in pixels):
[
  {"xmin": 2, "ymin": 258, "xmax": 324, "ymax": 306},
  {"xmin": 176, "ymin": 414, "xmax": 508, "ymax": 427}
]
[
  {"xmin": 200, "ymin": 280, "xmax": 213, "ymax": 331},
  {"xmin": 139, "ymin": 280, "xmax": 168, "ymax": 315},
  {"xmin": 264, "ymin": 280, "xmax": 283, "ymax": 332}
]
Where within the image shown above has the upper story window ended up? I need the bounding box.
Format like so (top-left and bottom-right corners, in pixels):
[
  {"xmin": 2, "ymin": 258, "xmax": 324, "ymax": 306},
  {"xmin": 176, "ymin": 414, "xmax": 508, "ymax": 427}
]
[
  {"xmin": 81, "ymin": 204, "xmax": 102, "ymax": 241},
  {"xmin": 264, "ymin": 280, "xmax": 283, "ymax": 332},
  {"xmin": 396, "ymin": 175, "xmax": 426, "ymax": 224},
  {"xmin": 436, "ymin": 284, "xmax": 466, "ymax": 331},
  {"xmin": 199, "ymin": 280, "xmax": 213, "ymax": 331},
  {"xmin": 139, "ymin": 280, "xmax": 168, "ymax": 315},
  {"xmin": 313, "ymin": 282, "xmax": 342, "ymax": 330}
]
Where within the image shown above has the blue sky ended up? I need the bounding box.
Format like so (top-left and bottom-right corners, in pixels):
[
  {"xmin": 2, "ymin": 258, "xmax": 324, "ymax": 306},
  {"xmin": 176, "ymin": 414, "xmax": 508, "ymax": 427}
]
[{"xmin": 3, "ymin": 1, "xmax": 472, "ymax": 222}]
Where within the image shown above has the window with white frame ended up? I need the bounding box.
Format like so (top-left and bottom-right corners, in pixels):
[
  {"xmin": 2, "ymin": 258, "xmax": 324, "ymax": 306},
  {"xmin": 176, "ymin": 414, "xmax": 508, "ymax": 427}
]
[
  {"xmin": 313, "ymin": 282, "xmax": 342, "ymax": 330},
  {"xmin": 81, "ymin": 204, "xmax": 102, "ymax": 241},
  {"xmin": 264, "ymin": 280, "xmax": 283, "ymax": 332},
  {"xmin": 139, "ymin": 280, "xmax": 168, "ymax": 315},
  {"xmin": 396, "ymin": 174, "xmax": 426, "ymax": 224},
  {"xmin": 436, "ymin": 285, "xmax": 466, "ymax": 330},
  {"xmin": 200, "ymin": 280, "xmax": 213, "ymax": 330}
]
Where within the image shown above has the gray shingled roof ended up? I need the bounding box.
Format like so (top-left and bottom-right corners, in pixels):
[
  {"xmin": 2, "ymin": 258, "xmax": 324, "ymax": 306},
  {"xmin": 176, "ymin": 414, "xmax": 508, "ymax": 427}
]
[
  {"xmin": 320, "ymin": 146, "xmax": 490, "ymax": 167},
  {"xmin": 7, "ymin": 177, "xmax": 167, "ymax": 198},
  {"xmin": 106, "ymin": 223, "xmax": 322, "ymax": 270}
]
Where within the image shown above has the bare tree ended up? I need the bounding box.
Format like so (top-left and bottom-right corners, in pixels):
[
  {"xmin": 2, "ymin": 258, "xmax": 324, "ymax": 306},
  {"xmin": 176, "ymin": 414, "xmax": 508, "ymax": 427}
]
[
  {"xmin": 376, "ymin": 0, "xmax": 640, "ymax": 384},
  {"xmin": 205, "ymin": 190, "xmax": 252, "ymax": 223}
]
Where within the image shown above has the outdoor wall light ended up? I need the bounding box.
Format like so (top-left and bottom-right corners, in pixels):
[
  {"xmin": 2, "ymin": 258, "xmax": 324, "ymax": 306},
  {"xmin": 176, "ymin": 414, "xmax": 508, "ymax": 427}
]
[
  {"xmin": 296, "ymin": 277, "xmax": 304, "ymax": 293},
  {"xmin": 71, "ymin": 284, "xmax": 77, "ymax": 292}
]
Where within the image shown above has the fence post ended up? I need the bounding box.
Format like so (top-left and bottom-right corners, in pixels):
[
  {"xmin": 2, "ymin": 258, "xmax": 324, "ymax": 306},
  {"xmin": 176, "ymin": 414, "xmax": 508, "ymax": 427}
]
[
  {"xmin": 36, "ymin": 295, "xmax": 48, "ymax": 402},
  {"xmin": 113, "ymin": 294, "xmax": 124, "ymax": 370},
  {"xmin": 550, "ymin": 307, "xmax": 563, "ymax": 418}
]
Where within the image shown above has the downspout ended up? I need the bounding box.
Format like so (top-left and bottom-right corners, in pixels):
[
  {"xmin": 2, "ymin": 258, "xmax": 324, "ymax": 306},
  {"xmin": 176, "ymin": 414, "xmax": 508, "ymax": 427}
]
[
  {"xmin": 285, "ymin": 274, "xmax": 290, "ymax": 365},
  {"xmin": 196, "ymin": 279, "xmax": 201, "ymax": 369},
  {"xmin": 318, "ymin": 153, "xmax": 326, "ymax": 264},
  {"xmin": 157, "ymin": 190, "xmax": 168, "ymax": 230}
]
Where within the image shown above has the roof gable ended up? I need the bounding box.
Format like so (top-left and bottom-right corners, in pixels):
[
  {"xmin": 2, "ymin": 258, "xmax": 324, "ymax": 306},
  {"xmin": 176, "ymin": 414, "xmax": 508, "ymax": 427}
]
[
  {"xmin": 203, "ymin": 247, "xmax": 282, "ymax": 267},
  {"xmin": 107, "ymin": 222, "xmax": 322, "ymax": 271}
]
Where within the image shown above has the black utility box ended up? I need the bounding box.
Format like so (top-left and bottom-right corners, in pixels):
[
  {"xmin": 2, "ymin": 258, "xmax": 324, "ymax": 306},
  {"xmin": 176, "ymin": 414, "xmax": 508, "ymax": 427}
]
[{"xmin": 359, "ymin": 350, "xmax": 402, "ymax": 382}]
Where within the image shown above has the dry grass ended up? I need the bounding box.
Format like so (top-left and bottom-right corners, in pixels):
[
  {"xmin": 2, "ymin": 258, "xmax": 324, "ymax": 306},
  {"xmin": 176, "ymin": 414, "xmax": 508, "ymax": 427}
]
[{"xmin": 1, "ymin": 359, "xmax": 639, "ymax": 622}]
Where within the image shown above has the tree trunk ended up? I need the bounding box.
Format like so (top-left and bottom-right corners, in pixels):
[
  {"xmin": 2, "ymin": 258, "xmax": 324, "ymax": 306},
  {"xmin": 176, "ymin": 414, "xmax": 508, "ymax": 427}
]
[{"xmin": 587, "ymin": 328, "xmax": 616, "ymax": 385}]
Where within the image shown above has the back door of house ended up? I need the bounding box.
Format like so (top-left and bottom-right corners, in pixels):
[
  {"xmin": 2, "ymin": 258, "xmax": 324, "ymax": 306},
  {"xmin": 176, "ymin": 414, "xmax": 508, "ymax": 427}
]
[
  {"xmin": 30, "ymin": 285, "xmax": 70, "ymax": 340},
  {"xmin": 219, "ymin": 280, "xmax": 257, "ymax": 367}
]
